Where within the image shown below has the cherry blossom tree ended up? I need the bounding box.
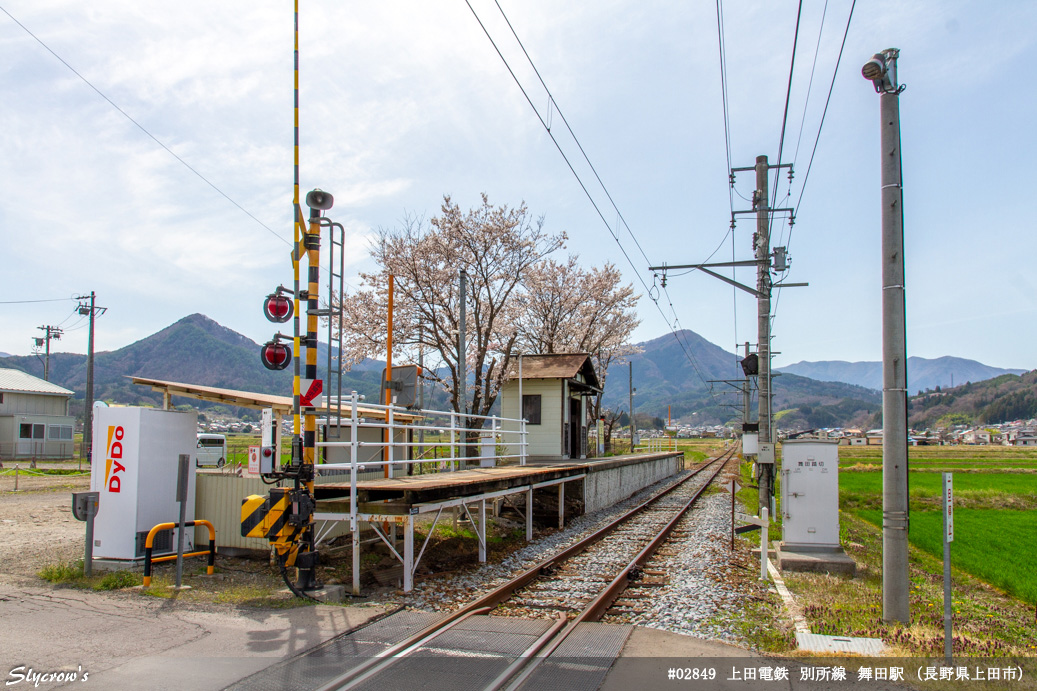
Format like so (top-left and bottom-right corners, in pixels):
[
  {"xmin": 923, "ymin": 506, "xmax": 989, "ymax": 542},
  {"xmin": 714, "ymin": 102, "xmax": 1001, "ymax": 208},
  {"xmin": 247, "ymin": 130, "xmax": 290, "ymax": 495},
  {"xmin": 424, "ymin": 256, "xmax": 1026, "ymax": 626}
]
[
  {"xmin": 333, "ymin": 195, "xmax": 640, "ymax": 454},
  {"xmin": 515, "ymin": 255, "xmax": 641, "ymax": 425},
  {"xmin": 334, "ymin": 194, "xmax": 564, "ymax": 423}
]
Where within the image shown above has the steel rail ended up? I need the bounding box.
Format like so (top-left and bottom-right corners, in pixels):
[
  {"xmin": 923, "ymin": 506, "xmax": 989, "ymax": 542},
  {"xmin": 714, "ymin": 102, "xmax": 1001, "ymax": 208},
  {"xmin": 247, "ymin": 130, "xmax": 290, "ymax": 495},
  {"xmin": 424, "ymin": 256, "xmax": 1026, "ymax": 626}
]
[
  {"xmin": 319, "ymin": 447, "xmax": 736, "ymax": 691},
  {"xmin": 496, "ymin": 453, "xmax": 733, "ymax": 690}
]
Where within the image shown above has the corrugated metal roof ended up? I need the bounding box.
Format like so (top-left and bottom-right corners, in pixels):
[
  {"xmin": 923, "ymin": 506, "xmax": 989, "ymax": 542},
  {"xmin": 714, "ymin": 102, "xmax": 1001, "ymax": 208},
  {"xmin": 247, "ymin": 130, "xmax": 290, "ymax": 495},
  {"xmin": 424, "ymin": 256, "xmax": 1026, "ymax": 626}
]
[{"xmin": 0, "ymin": 368, "xmax": 74, "ymax": 396}]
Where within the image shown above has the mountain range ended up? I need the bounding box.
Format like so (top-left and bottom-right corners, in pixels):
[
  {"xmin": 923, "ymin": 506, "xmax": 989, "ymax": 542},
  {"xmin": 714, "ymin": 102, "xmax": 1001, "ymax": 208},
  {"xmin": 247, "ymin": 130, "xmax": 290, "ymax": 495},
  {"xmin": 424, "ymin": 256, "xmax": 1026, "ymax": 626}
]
[
  {"xmin": 1, "ymin": 314, "xmax": 1030, "ymax": 428},
  {"xmin": 777, "ymin": 357, "xmax": 1026, "ymax": 393}
]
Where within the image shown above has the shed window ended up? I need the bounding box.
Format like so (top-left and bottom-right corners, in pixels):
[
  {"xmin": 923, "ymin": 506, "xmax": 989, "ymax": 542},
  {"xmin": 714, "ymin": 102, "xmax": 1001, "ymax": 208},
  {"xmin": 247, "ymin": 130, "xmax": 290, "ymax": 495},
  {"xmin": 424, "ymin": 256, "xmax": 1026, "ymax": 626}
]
[
  {"xmin": 522, "ymin": 394, "xmax": 542, "ymax": 425},
  {"xmin": 49, "ymin": 425, "xmax": 73, "ymax": 440},
  {"xmin": 20, "ymin": 424, "xmax": 45, "ymax": 439}
]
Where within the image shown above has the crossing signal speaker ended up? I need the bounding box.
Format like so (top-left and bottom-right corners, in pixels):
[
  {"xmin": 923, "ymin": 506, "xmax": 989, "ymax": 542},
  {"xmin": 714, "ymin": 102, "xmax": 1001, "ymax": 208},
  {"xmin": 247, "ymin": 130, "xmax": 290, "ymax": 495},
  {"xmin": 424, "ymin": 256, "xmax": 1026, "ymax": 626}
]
[
  {"xmin": 260, "ymin": 341, "xmax": 291, "ymax": 371},
  {"xmin": 305, "ymin": 188, "xmax": 334, "ymax": 211}
]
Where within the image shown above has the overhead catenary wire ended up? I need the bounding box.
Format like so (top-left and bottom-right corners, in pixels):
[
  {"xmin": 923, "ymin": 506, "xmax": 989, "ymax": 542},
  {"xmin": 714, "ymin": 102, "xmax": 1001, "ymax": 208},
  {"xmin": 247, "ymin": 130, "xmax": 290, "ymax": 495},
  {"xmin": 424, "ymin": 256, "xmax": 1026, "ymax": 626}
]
[
  {"xmin": 772, "ymin": 0, "xmax": 856, "ymax": 323},
  {"xmin": 716, "ymin": 0, "xmax": 740, "ymax": 375},
  {"xmin": 769, "ymin": 0, "xmax": 804, "ymax": 244},
  {"xmin": 489, "ymin": 0, "xmax": 654, "ymax": 269},
  {"xmin": 464, "ymin": 0, "xmax": 721, "ymax": 406}
]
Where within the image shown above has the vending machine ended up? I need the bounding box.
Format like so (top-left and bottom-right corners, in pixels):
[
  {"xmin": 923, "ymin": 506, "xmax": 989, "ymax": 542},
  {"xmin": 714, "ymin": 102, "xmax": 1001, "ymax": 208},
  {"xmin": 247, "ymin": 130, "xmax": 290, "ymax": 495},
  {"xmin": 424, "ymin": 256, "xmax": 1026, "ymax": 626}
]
[{"xmin": 90, "ymin": 406, "xmax": 197, "ymax": 562}]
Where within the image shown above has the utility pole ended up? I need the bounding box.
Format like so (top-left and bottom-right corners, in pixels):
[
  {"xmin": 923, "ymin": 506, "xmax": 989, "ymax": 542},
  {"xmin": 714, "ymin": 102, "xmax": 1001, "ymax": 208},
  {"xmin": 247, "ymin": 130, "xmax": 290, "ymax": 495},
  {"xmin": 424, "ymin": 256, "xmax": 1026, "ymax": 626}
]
[
  {"xmin": 628, "ymin": 362, "xmax": 636, "ymax": 453},
  {"xmin": 458, "ymin": 268, "xmax": 467, "ymax": 461},
  {"xmin": 863, "ymin": 48, "xmax": 910, "ymax": 624},
  {"xmin": 75, "ymin": 292, "xmax": 106, "ymax": 465},
  {"xmin": 34, "ymin": 325, "xmax": 63, "ymax": 381},
  {"xmin": 648, "ymin": 159, "xmax": 799, "ymax": 511},
  {"xmin": 754, "ymin": 155, "xmax": 774, "ymax": 508}
]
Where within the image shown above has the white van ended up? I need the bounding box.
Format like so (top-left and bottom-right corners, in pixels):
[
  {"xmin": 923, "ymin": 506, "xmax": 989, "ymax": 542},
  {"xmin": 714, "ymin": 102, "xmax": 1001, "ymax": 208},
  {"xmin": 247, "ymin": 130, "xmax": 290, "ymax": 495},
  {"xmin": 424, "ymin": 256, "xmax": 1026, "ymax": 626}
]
[{"xmin": 196, "ymin": 433, "xmax": 227, "ymax": 468}]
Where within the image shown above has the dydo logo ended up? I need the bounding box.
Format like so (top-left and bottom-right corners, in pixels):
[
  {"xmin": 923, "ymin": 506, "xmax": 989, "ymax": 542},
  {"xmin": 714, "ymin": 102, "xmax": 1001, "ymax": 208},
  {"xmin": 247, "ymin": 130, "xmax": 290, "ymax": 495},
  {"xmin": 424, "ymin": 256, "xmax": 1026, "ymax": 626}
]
[{"xmin": 103, "ymin": 425, "xmax": 127, "ymax": 493}]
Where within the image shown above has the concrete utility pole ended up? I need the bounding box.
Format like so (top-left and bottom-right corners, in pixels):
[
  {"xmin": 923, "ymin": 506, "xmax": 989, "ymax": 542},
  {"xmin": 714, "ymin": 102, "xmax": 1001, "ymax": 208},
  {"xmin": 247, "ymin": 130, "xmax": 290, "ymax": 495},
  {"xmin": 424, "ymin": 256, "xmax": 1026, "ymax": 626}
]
[
  {"xmin": 35, "ymin": 325, "xmax": 63, "ymax": 381},
  {"xmin": 458, "ymin": 268, "xmax": 467, "ymax": 460},
  {"xmin": 863, "ymin": 48, "xmax": 910, "ymax": 624},
  {"xmin": 628, "ymin": 362, "xmax": 636, "ymax": 453},
  {"xmin": 75, "ymin": 292, "xmax": 105, "ymax": 464},
  {"xmin": 755, "ymin": 155, "xmax": 774, "ymax": 508}
]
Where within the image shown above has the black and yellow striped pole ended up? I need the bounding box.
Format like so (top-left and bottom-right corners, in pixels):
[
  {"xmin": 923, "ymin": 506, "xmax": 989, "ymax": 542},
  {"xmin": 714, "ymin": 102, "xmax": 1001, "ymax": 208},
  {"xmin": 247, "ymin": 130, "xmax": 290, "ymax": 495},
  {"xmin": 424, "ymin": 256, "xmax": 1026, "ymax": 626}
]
[{"xmin": 291, "ymin": 0, "xmax": 302, "ymax": 468}]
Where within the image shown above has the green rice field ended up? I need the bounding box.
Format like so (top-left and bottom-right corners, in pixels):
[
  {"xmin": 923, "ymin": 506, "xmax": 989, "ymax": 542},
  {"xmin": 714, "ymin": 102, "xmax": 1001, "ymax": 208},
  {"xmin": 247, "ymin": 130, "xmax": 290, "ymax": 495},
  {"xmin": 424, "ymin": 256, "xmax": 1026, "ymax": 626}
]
[
  {"xmin": 838, "ymin": 445, "xmax": 1037, "ymax": 608},
  {"xmin": 855, "ymin": 508, "xmax": 1037, "ymax": 605}
]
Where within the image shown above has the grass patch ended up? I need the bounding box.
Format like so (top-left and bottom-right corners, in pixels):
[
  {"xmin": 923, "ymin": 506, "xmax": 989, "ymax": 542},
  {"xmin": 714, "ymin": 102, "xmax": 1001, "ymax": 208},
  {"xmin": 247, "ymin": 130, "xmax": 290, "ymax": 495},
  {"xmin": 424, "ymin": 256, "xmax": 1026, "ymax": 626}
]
[
  {"xmin": 783, "ymin": 513, "xmax": 1037, "ymax": 656},
  {"xmin": 856, "ymin": 508, "xmax": 1037, "ymax": 605},
  {"xmin": 39, "ymin": 560, "xmax": 83, "ymax": 583},
  {"xmin": 38, "ymin": 561, "xmax": 140, "ymax": 590}
]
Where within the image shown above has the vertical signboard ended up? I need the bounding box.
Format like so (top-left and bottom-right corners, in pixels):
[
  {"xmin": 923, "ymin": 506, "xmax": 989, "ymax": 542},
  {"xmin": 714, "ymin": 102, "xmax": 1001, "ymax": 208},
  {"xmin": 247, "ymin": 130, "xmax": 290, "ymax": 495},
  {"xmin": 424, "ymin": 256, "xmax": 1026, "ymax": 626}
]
[{"xmin": 943, "ymin": 473, "xmax": 953, "ymax": 542}]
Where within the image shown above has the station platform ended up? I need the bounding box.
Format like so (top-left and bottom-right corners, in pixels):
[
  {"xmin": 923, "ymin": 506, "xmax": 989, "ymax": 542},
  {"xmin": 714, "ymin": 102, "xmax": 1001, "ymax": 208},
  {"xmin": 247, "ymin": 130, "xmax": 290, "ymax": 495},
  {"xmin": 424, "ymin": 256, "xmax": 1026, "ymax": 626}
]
[
  {"xmin": 312, "ymin": 451, "xmax": 686, "ymax": 593},
  {"xmin": 315, "ymin": 451, "xmax": 685, "ymax": 514}
]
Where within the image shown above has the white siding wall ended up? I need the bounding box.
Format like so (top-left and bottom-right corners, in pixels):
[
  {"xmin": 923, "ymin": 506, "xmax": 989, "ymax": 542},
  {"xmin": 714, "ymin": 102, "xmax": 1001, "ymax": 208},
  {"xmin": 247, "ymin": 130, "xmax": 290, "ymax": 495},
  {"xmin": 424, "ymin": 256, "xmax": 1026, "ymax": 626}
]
[
  {"xmin": 501, "ymin": 379, "xmax": 564, "ymax": 459},
  {"xmin": 0, "ymin": 392, "xmax": 68, "ymax": 416}
]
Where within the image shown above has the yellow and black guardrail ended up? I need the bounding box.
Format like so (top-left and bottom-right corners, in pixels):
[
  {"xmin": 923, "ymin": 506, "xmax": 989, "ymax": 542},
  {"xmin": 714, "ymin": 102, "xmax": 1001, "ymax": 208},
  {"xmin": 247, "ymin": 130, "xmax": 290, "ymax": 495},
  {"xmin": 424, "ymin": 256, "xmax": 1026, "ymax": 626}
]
[{"xmin": 142, "ymin": 519, "xmax": 216, "ymax": 587}]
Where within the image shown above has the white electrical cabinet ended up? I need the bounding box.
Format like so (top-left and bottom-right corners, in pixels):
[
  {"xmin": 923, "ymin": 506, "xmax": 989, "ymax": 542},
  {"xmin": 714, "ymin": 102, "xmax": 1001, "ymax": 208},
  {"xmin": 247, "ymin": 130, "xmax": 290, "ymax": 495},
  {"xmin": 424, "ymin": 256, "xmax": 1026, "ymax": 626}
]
[
  {"xmin": 781, "ymin": 439, "xmax": 840, "ymax": 549},
  {"xmin": 90, "ymin": 407, "xmax": 197, "ymax": 561},
  {"xmin": 742, "ymin": 432, "xmax": 759, "ymax": 455}
]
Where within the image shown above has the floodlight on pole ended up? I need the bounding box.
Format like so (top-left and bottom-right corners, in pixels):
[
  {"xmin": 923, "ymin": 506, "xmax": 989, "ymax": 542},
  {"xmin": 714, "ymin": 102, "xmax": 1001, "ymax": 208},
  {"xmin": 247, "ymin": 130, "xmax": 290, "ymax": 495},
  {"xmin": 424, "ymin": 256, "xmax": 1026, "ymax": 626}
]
[{"xmin": 862, "ymin": 49, "xmax": 904, "ymax": 95}]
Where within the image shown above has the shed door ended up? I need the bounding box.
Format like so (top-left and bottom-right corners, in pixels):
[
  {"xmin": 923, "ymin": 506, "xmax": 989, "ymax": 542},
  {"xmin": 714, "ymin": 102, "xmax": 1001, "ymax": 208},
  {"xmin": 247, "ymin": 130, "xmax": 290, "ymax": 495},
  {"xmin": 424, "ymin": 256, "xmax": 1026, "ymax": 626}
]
[{"xmin": 568, "ymin": 398, "xmax": 581, "ymax": 459}]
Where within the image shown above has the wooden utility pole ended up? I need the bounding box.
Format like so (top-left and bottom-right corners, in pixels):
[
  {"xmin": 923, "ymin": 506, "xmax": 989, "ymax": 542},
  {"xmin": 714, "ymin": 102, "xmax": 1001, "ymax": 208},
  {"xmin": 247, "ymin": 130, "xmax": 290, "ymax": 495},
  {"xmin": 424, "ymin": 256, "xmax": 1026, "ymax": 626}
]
[{"xmin": 628, "ymin": 362, "xmax": 636, "ymax": 453}]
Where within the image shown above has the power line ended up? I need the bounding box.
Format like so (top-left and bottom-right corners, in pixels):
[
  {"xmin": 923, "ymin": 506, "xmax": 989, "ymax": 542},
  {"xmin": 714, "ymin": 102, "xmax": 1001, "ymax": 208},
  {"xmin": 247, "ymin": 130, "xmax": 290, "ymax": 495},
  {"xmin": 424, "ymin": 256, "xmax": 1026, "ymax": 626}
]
[
  {"xmin": 770, "ymin": 0, "xmax": 804, "ymax": 239},
  {"xmin": 773, "ymin": 0, "xmax": 856, "ymax": 322},
  {"xmin": 791, "ymin": 0, "xmax": 830, "ymax": 168},
  {"xmin": 463, "ymin": 1, "xmax": 721, "ymax": 405},
  {"xmin": 716, "ymin": 0, "xmax": 740, "ymax": 374},
  {"xmin": 0, "ymin": 4, "xmax": 290, "ymax": 249},
  {"xmin": 0, "ymin": 297, "xmax": 74, "ymax": 304},
  {"xmin": 488, "ymin": 0, "xmax": 654, "ymax": 269}
]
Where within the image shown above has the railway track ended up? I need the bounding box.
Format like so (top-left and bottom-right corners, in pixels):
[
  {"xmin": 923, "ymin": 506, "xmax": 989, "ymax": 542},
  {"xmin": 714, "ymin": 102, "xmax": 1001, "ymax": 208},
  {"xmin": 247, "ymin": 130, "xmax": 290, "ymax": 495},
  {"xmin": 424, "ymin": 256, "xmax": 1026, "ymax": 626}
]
[{"xmin": 313, "ymin": 446, "xmax": 738, "ymax": 691}]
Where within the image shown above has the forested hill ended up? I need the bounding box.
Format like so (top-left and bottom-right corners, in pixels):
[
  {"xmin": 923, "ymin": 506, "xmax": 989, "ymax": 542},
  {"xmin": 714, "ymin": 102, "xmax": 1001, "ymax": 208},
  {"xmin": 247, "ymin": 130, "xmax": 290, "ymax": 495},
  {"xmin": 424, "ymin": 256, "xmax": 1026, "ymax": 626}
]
[
  {"xmin": 909, "ymin": 371, "xmax": 1037, "ymax": 428},
  {"xmin": 0, "ymin": 314, "xmax": 384, "ymax": 413}
]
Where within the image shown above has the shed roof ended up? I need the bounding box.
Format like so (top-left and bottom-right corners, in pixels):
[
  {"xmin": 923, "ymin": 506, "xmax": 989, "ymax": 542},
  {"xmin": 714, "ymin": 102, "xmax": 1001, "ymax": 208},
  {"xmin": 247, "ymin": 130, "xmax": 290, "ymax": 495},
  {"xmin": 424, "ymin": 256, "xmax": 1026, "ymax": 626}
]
[
  {"xmin": 509, "ymin": 353, "xmax": 601, "ymax": 392},
  {"xmin": 0, "ymin": 368, "xmax": 74, "ymax": 396}
]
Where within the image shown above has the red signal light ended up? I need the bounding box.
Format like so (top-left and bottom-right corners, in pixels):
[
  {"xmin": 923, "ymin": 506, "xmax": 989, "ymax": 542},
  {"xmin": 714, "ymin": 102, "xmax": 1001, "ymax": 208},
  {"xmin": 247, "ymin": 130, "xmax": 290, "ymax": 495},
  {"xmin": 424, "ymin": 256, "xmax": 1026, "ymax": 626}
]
[
  {"xmin": 260, "ymin": 341, "xmax": 292, "ymax": 371},
  {"xmin": 263, "ymin": 294, "xmax": 294, "ymax": 323}
]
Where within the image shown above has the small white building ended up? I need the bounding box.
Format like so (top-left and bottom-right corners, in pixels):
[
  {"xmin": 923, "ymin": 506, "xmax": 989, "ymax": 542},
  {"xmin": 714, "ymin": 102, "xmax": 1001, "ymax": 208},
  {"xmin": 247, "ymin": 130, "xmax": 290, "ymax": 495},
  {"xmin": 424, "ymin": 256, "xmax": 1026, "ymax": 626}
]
[
  {"xmin": 0, "ymin": 368, "xmax": 76, "ymax": 459},
  {"xmin": 500, "ymin": 353, "xmax": 601, "ymax": 462}
]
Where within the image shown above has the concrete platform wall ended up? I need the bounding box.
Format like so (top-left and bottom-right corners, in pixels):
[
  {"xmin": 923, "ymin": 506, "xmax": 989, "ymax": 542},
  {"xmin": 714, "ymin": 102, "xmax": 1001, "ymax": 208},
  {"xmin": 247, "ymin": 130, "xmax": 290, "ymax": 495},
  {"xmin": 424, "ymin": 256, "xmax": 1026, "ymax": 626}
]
[{"xmin": 581, "ymin": 453, "xmax": 682, "ymax": 514}]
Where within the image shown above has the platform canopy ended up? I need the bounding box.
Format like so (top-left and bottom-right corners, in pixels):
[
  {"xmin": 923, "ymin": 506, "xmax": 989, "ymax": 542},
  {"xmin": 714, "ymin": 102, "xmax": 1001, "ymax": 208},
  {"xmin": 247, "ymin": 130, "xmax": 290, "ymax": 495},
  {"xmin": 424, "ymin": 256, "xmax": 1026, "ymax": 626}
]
[{"xmin": 129, "ymin": 376, "xmax": 410, "ymax": 420}]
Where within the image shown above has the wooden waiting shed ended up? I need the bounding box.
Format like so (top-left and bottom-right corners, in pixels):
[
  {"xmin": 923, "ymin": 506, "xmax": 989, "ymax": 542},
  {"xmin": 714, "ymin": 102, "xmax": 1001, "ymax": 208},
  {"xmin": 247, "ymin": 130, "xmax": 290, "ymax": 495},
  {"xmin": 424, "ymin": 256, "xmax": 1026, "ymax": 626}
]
[{"xmin": 500, "ymin": 353, "xmax": 602, "ymax": 462}]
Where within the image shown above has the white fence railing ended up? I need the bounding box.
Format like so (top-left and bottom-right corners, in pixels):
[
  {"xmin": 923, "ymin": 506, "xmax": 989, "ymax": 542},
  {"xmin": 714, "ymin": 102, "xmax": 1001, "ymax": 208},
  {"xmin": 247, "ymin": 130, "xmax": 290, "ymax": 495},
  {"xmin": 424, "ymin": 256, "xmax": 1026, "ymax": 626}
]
[
  {"xmin": 315, "ymin": 392, "xmax": 528, "ymax": 531},
  {"xmin": 638, "ymin": 437, "xmax": 677, "ymax": 454}
]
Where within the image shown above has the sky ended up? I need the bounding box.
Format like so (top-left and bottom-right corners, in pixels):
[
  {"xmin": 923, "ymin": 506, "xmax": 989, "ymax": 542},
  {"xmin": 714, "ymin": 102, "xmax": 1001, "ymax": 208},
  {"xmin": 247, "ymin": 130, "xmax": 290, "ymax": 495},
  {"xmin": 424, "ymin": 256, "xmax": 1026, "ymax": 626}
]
[{"xmin": 1, "ymin": 0, "xmax": 1035, "ymax": 374}]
